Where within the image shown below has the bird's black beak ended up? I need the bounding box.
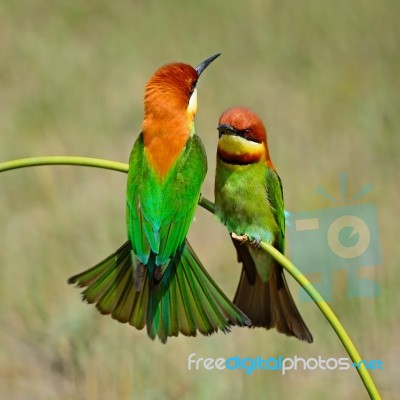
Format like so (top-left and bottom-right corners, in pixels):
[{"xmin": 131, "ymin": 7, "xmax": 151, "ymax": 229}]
[
  {"xmin": 195, "ymin": 53, "xmax": 221, "ymax": 77},
  {"xmin": 217, "ymin": 123, "xmax": 239, "ymax": 138}
]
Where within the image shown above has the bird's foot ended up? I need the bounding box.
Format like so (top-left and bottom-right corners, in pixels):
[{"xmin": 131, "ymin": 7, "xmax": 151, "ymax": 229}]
[
  {"xmin": 231, "ymin": 232, "xmax": 249, "ymax": 244},
  {"xmin": 249, "ymin": 236, "xmax": 262, "ymax": 249},
  {"xmin": 231, "ymin": 232, "xmax": 262, "ymax": 249}
]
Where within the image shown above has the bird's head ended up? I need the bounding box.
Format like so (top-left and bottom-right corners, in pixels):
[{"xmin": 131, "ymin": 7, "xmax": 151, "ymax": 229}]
[
  {"xmin": 143, "ymin": 54, "xmax": 220, "ymax": 127},
  {"xmin": 141, "ymin": 54, "xmax": 220, "ymax": 178},
  {"xmin": 217, "ymin": 107, "xmax": 274, "ymax": 168}
]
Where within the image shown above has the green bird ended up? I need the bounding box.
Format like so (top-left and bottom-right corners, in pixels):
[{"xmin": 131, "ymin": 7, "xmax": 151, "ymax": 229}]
[
  {"xmin": 68, "ymin": 55, "xmax": 250, "ymax": 343},
  {"xmin": 214, "ymin": 106, "xmax": 313, "ymax": 343}
]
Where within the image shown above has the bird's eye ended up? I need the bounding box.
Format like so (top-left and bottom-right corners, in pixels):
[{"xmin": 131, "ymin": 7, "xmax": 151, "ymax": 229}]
[{"xmin": 244, "ymin": 129, "xmax": 252, "ymax": 138}]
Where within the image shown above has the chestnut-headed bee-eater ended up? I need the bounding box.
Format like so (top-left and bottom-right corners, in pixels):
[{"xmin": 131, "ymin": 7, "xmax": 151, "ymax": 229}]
[
  {"xmin": 69, "ymin": 56, "xmax": 250, "ymax": 343},
  {"xmin": 214, "ymin": 106, "xmax": 313, "ymax": 343}
]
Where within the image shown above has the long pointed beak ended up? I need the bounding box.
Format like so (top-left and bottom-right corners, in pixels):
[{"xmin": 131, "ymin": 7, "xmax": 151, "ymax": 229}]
[{"xmin": 195, "ymin": 53, "xmax": 221, "ymax": 77}]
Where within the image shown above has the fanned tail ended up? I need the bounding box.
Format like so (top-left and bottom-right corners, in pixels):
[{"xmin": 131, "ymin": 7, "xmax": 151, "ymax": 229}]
[
  {"xmin": 68, "ymin": 241, "xmax": 149, "ymax": 329},
  {"xmin": 234, "ymin": 263, "xmax": 313, "ymax": 343},
  {"xmin": 68, "ymin": 240, "xmax": 250, "ymax": 343}
]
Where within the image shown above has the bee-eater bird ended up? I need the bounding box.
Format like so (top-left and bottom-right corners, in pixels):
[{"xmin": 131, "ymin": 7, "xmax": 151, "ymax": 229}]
[
  {"xmin": 214, "ymin": 106, "xmax": 313, "ymax": 343},
  {"xmin": 68, "ymin": 55, "xmax": 250, "ymax": 343}
]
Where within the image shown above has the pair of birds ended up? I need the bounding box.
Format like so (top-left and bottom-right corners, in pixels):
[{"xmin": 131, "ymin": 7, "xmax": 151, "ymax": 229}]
[{"xmin": 69, "ymin": 54, "xmax": 313, "ymax": 344}]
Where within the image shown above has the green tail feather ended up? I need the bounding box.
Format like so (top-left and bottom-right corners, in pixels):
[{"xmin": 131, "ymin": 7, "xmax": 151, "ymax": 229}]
[
  {"xmin": 68, "ymin": 241, "xmax": 250, "ymax": 343},
  {"xmin": 68, "ymin": 241, "xmax": 148, "ymax": 329}
]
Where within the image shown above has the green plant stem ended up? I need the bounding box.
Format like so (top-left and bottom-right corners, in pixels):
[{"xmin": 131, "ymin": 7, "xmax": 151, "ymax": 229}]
[
  {"xmin": 0, "ymin": 156, "xmax": 128, "ymax": 173},
  {"xmin": 199, "ymin": 195, "xmax": 215, "ymax": 214},
  {"xmin": 0, "ymin": 156, "xmax": 381, "ymax": 399},
  {"xmin": 258, "ymin": 241, "xmax": 380, "ymax": 400}
]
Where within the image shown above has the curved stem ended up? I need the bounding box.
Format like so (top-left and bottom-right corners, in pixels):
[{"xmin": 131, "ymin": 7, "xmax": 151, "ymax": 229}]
[
  {"xmin": 0, "ymin": 156, "xmax": 380, "ymax": 399},
  {"xmin": 258, "ymin": 241, "xmax": 380, "ymax": 400},
  {"xmin": 0, "ymin": 156, "xmax": 128, "ymax": 173}
]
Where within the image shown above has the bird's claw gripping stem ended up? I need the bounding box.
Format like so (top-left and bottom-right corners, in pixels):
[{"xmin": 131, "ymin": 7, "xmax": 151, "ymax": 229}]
[
  {"xmin": 231, "ymin": 232, "xmax": 249, "ymax": 244},
  {"xmin": 249, "ymin": 236, "xmax": 262, "ymax": 249},
  {"xmin": 231, "ymin": 232, "xmax": 261, "ymax": 249}
]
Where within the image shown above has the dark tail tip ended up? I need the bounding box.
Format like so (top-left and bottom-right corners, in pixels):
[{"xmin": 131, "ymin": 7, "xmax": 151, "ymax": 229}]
[{"xmin": 234, "ymin": 265, "xmax": 313, "ymax": 343}]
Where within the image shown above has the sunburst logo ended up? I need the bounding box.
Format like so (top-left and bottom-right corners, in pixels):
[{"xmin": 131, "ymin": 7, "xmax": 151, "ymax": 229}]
[{"xmin": 286, "ymin": 173, "xmax": 381, "ymax": 302}]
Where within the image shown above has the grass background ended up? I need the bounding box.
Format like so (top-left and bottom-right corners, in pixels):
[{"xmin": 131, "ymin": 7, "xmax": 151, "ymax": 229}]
[{"xmin": 1, "ymin": 0, "xmax": 398, "ymax": 399}]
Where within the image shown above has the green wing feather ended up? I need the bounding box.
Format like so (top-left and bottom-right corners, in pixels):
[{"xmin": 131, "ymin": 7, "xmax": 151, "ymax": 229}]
[
  {"xmin": 127, "ymin": 134, "xmax": 207, "ymax": 267},
  {"xmin": 265, "ymin": 168, "xmax": 285, "ymax": 253}
]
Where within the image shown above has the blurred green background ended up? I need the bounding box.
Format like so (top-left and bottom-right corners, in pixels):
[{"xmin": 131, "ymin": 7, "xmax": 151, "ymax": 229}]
[{"xmin": 1, "ymin": 1, "xmax": 398, "ymax": 399}]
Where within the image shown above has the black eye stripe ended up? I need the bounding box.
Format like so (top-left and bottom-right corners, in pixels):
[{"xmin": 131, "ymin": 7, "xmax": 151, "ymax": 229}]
[{"xmin": 190, "ymin": 80, "xmax": 197, "ymax": 95}]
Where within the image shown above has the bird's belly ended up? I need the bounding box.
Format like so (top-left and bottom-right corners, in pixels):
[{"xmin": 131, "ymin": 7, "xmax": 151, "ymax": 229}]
[{"xmin": 215, "ymin": 171, "xmax": 276, "ymax": 244}]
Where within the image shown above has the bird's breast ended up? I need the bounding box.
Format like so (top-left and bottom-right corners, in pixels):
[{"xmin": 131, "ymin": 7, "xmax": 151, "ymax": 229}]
[{"xmin": 142, "ymin": 120, "xmax": 189, "ymax": 179}]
